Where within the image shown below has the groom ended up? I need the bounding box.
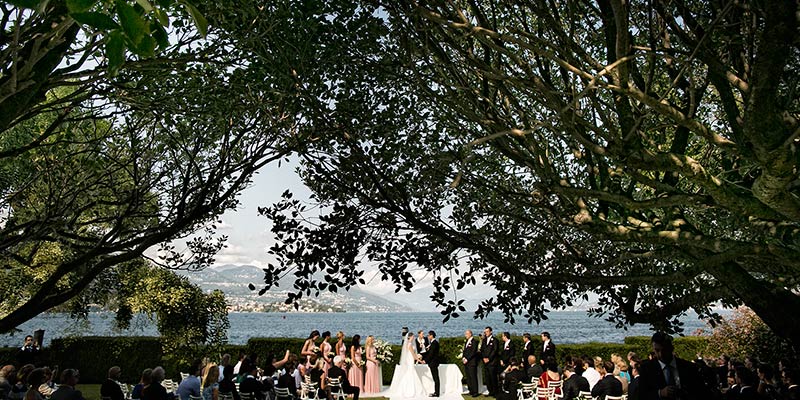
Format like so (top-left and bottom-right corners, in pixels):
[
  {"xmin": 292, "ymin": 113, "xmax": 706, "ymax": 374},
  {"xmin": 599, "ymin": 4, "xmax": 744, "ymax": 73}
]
[{"xmin": 423, "ymin": 330, "xmax": 441, "ymax": 397}]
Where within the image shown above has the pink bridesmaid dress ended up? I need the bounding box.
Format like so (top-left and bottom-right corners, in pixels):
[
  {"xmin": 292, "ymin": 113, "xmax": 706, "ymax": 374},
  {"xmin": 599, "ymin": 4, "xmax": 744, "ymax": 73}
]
[
  {"xmin": 364, "ymin": 345, "xmax": 381, "ymax": 393},
  {"xmin": 321, "ymin": 341, "xmax": 332, "ymax": 374},
  {"xmin": 348, "ymin": 346, "xmax": 365, "ymax": 391}
]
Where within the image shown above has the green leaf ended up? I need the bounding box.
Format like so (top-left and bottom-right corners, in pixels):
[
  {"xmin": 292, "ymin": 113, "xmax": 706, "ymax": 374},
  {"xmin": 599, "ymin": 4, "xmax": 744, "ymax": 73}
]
[
  {"xmin": 151, "ymin": 23, "xmax": 169, "ymax": 50},
  {"xmin": 117, "ymin": 1, "xmax": 147, "ymax": 46},
  {"xmin": 135, "ymin": 0, "xmax": 153, "ymax": 13},
  {"xmin": 154, "ymin": 8, "xmax": 169, "ymax": 27},
  {"xmin": 181, "ymin": 1, "xmax": 207, "ymax": 37},
  {"xmin": 71, "ymin": 12, "xmax": 120, "ymax": 30},
  {"xmin": 66, "ymin": 0, "xmax": 96, "ymax": 13},
  {"xmin": 136, "ymin": 35, "xmax": 156, "ymax": 57},
  {"xmin": 106, "ymin": 30, "xmax": 125, "ymax": 74},
  {"xmin": 6, "ymin": 0, "xmax": 39, "ymax": 8}
]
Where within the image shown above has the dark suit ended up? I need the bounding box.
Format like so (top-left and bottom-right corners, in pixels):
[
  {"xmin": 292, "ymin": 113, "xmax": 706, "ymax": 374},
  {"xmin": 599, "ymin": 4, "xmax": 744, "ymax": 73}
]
[
  {"xmin": 50, "ymin": 386, "xmax": 86, "ymax": 400},
  {"xmin": 591, "ymin": 374, "xmax": 623, "ymax": 399},
  {"xmin": 481, "ymin": 335, "xmax": 499, "ymax": 395},
  {"xmin": 140, "ymin": 383, "xmax": 169, "ymax": 400},
  {"xmin": 500, "ymin": 340, "xmax": 515, "ymax": 367},
  {"xmin": 521, "ymin": 341, "xmax": 534, "ymax": 364},
  {"xmin": 239, "ymin": 376, "xmax": 268, "ymax": 400},
  {"xmin": 424, "ymin": 339, "xmax": 441, "ymax": 396},
  {"xmin": 639, "ymin": 357, "xmax": 709, "ymax": 400},
  {"xmin": 627, "ymin": 375, "xmax": 640, "ymax": 400},
  {"xmin": 527, "ymin": 364, "xmax": 544, "ymax": 383},
  {"xmin": 100, "ymin": 379, "xmax": 125, "ymax": 400},
  {"xmin": 463, "ymin": 337, "xmax": 480, "ymax": 396},
  {"xmin": 563, "ymin": 374, "xmax": 590, "ymax": 400},
  {"xmin": 497, "ymin": 369, "xmax": 527, "ymax": 400},
  {"xmin": 328, "ymin": 365, "xmax": 359, "ymax": 400},
  {"xmin": 540, "ymin": 341, "xmax": 556, "ymax": 362}
]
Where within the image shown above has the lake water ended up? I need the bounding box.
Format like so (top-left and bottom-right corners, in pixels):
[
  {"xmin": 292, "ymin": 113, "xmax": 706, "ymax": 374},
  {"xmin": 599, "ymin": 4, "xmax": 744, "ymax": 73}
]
[{"xmin": 0, "ymin": 311, "xmax": 715, "ymax": 347}]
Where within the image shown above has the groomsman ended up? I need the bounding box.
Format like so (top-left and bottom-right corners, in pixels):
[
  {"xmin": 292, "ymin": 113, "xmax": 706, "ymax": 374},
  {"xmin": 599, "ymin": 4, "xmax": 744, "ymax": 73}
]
[
  {"xmin": 481, "ymin": 326, "xmax": 499, "ymax": 396},
  {"xmin": 540, "ymin": 332, "xmax": 556, "ymax": 363},
  {"xmin": 500, "ymin": 332, "xmax": 515, "ymax": 367},
  {"xmin": 462, "ymin": 330, "xmax": 480, "ymax": 397},
  {"xmin": 521, "ymin": 333, "xmax": 534, "ymax": 363}
]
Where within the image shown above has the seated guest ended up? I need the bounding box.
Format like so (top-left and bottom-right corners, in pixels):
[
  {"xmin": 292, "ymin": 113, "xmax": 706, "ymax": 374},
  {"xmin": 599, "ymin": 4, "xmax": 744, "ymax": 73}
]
[
  {"xmin": 0, "ymin": 365, "xmax": 17, "ymax": 400},
  {"xmin": 50, "ymin": 369, "xmax": 85, "ymax": 400},
  {"xmin": 177, "ymin": 360, "xmax": 203, "ymax": 400},
  {"xmin": 218, "ymin": 366, "xmax": 240, "ymax": 400},
  {"xmin": 527, "ymin": 355, "xmax": 543, "ymax": 382},
  {"xmin": 562, "ymin": 365, "xmax": 590, "ymax": 400},
  {"xmin": 783, "ymin": 368, "xmax": 799, "ymax": 400},
  {"xmin": 142, "ymin": 367, "xmax": 172, "ymax": 400},
  {"xmin": 734, "ymin": 366, "xmax": 758, "ymax": 400},
  {"xmin": 591, "ymin": 361, "xmax": 623, "ymax": 400},
  {"xmin": 538, "ymin": 357, "xmax": 561, "ymax": 388},
  {"xmin": 307, "ymin": 359, "xmax": 327, "ymax": 399},
  {"xmin": 239, "ymin": 363, "xmax": 268, "ymax": 400},
  {"xmin": 132, "ymin": 369, "xmax": 153, "ymax": 400},
  {"xmin": 11, "ymin": 365, "xmax": 34, "ymax": 400},
  {"xmin": 101, "ymin": 367, "xmax": 125, "ymax": 400},
  {"xmin": 24, "ymin": 368, "xmax": 46, "ymax": 400},
  {"xmin": 38, "ymin": 367, "xmax": 57, "ymax": 398},
  {"xmin": 582, "ymin": 357, "xmax": 601, "ymax": 390},
  {"xmin": 201, "ymin": 364, "xmax": 220, "ymax": 400},
  {"xmin": 497, "ymin": 358, "xmax": 527, "ymax": 400},
  {"xmin": 277, "ymin": 362, "xmax": 299, "ymax": 397},
  {"xmin": 627, "ymin": 362, "xmax": 640, "ymax": 400},
  {"xmin": 328, "ymin": 356, "xmax": 359, "ymax": 400}
]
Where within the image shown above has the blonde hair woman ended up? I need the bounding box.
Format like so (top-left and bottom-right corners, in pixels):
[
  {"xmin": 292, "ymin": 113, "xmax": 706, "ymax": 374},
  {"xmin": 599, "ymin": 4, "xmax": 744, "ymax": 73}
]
[
  {"xmin": 363, "ymin": 336, "xmax": 381, "ymax": 393},
  {"xmin": 336, "ymin": 331, "xmax": 347, "ymax": 360},
  {"xmin": 201, "ymin": 363, "xmax": 219, "ymax": 400}
]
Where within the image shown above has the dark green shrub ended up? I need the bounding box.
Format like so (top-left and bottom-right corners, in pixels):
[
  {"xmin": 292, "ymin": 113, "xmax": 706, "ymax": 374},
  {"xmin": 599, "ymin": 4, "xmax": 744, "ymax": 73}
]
[
  {"xmin": 49, "ymin": 337, "xmax": 163, "ymax": 383},
  {"xmin": 625, "ymin": 336, "xmax": 710, "ymax": 360}
]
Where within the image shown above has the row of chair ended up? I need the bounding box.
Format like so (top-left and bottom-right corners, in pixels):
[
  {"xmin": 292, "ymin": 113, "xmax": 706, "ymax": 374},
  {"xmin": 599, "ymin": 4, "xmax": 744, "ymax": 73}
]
[{"xmin": 232, "ymin": 376, "xmax": 348, "ymax": 400}]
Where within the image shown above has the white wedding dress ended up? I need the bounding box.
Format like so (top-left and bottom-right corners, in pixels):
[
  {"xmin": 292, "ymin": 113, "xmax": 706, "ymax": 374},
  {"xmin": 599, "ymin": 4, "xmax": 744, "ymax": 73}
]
[{"xmin": 386, "ymin": 336, "xmax": 427, "ymax": 399}]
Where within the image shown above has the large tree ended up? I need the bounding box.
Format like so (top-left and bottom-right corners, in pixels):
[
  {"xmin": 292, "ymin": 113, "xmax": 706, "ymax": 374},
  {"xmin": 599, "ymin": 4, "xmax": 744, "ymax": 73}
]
[
  {"xmin": 0, "ymin": 0, "xmax": 309, "ymax": 331},
  {"xmin": 255, "ymin": 0, "xmax": 800, "ymax": 349}
]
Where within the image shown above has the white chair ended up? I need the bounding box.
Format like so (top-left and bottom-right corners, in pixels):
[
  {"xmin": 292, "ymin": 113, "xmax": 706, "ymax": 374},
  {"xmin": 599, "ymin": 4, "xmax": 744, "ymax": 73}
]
[
  {"xmin": 239, "ymin": 392, "xmax": 256, "ymax": 400},
  {"xmin": 547, "ymin": 380, "xmax": 563, "ymax": 399},
  {"xmin": 180, "ymin": 372, "xmax": 190, "ymax": 382},
  {"xmin": 299, "ymin": 382, "xmax": 319, "ymax": 400},
  {"xmin": 189, "ymin": 395, "xmax": 203, "ymax": 400},
  {"xmin": 536, "ymin": 387, "xmax": 554, "ymax": 400},
  {"xmin": 517, "ymin": 382, "xmax": 537, "ymax": 400},
  {"xmin": 605, "ymin": 396, "xmax": 624, "ymax": 400},
  {"xmin": 274, "ymin": 387, "xmax": 293, "ymax": 400},
  {"xmin": 577, "ymin": 391, "xmax": 593, "ymax": 400},
  {"xmin": 219, "ymin": 393, "xmax": 234, "ymax": 400},
  {"xmin": 327, "ymin": 377, "xmax": 346, "ymax": 400}
]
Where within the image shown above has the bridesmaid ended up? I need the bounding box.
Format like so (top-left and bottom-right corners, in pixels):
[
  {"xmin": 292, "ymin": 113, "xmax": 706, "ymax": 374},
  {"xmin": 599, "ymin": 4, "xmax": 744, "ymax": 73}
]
[
  {"xmin": 301, "ymin": 330, "xmax": 320, "ymax": 369},
  {"xmin": 363, "ymin": 335, "xmax": 381, "ymax": 393},
  {"xmin": 336, "ymin": 331, "xmax": 348, "ymax": 362},
  {"xmin": 348, "ymin": 334, "xmax": 365, "ymax": 391},
  {"xmin": 320, "ymin": 331, "xmax": 333, "ymax": 374}
]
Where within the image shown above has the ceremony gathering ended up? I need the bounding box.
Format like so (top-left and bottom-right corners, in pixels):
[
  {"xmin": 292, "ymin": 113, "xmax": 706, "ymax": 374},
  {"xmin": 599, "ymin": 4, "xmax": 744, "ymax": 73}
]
[{"xmin": 1, "ymin": 1, "xmax": 799, "ymax": 400}]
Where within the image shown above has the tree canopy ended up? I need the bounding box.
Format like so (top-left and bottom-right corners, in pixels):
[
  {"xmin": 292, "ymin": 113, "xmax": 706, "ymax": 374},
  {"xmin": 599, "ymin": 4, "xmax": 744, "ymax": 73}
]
[
  {"xmin": 0, "ymin": 0, "xmax": 310, "ymax": 331},
  {"xmin": 254, "ymin": 0, "xmax": 800, "ymax": 350}
]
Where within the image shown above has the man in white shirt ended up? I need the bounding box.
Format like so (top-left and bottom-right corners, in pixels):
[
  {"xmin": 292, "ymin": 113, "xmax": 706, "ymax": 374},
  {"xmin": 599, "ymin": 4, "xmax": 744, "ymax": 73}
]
[{"xmin": 582, "ymin": 356, "xmax": 602, "ymax": 390}]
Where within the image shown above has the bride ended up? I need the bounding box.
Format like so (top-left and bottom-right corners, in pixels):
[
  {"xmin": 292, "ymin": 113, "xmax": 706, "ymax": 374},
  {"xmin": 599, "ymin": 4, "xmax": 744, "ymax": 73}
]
[{"xmin": 386, "ymin": 332, "xmax": 428, "ymax": 399}]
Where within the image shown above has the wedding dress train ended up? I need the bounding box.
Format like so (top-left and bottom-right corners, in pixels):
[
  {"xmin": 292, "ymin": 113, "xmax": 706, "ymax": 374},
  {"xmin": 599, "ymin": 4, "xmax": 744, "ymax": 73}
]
[{"xmin": 386, "ymin": 336, "xmax": 427, "ymax": 399}]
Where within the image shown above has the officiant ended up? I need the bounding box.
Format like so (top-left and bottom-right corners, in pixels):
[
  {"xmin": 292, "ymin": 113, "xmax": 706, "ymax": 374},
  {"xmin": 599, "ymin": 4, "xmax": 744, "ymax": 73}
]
[{"xmin": 415, "ymin": 330, "xmax": 429, "ymax": 362}]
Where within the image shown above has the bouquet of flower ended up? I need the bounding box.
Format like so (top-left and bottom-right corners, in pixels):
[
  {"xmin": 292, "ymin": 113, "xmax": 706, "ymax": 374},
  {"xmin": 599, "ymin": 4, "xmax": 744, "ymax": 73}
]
[
  {"xmin": 344, "ymin": 357, "xmax": 353, "ymax": 368},
  {"xmin": 374, "ymin": 339, "xmax": 394, "ymax": 364},
  {"xmin": 326, "ymin": 351, "xmax": 336, "ymax": 360},
  {"xmin": 312, "ymin": 346, "xmax": 321, "ymax": 356}
]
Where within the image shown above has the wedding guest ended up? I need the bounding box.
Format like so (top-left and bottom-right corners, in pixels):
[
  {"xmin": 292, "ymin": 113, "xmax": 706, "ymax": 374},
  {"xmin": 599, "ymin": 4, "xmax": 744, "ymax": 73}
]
[
  {"xmin": 37, "ymin": 367, "xmax": 55, "ymax": 398},
  {"xmin": 348, "ymin": 335, "xmax": 364, "ymax": 391},
  {"xmin": 591, "ymin": 361, "xmax": 623, "ymax": 400},
  {"xmin": 500, "ymin": 332, "xmax": 515, "ymax": 368},
  {"xmin": 177, "ymin": 360, "xmax": 202, "ymax": 400},
  {"xmin": 233, "ymin": 352, "xmax": 246, "ymax": 375},
  {"xmin": 320, "ymin": 331, "xmax": 333, "ymax": 373},
  {"xmin": 497, "ymin": 359, "xmax": 526, "ymax": 400},
  {"xmin": 581, "ymin": 356, "xmax": 601, "ymax": 390},
  {"xmin": 757, "ymin": 363, "xmax": 778, "ymax": 399},
  {"xmin": 329, "ymin": 356, "xmax": 359, "ymax": 400},
  {"xmin": 308, "ymin": 359, "xmax": 326, "ymax": 399},
  {"xmin": 23, "ymin": 368, "xmax": 45, "ymax": 400},
  {"xmin": 363, "ymin": 336, "xmax": 381, "ymax": 394},
  {"xmin": 11, "ymin": 364, "xmax": 34, "ymax": 400},
  {"xmin": 218, "ymin": 366, "xmax": 239, "ymax": 400},
  {"xmin": 628, "ymin": 362, "xmax": 640, "ymax": 400},
  {"xmin": 132, "ymin": 368, "xmax": 152, "ymax": 400},
  {"xmin": 218, "ymin": 355, "xmax": 230, "ymax": 383},
  {"xmin": 540, "ymin": 332, "xmax": 556, "ymax": 364},
  {"xmin": 481, "ymin": 326, "xmax": 500, "ymax": 396},
  {"xmin": 538, "ymin": 357, "xmax": 562, "ymax": 399},
  {"xmin": 783, "ymin": 368, "xmax": 799, "ymax": 400},
  {"xmin": 100, "ymin": 367, "xmax": 125, "ymax": 400},
  {"xmin": 335, "ymin": 332, "xmax": 347, "ymax": 363},
  {"xmin": 462, "ymin": 330, "xmax": 480, "ymax": 397},
  {"xmin": 0, "ymin": 365, "xmax": 17, "ymax": 400},
  {"xmin": 16, "ymin": 337, "xmax": 39, "ymax": 367},
  {"xmin": 201, "ymin": 364, "xmax": 219, "ymax": 400},
  {"xmin": 50, "ymin": 369, "xmax": 85, "ymax": 400},
  {"xmin": 239, "ymin": 362, "xmax": 268, "ymax": 400},
  {"xmin": 301, "ymin": 330, "xmax": 321, "ymax": 369},
  {"xmin": 141, "ymin": 367, "xmax": 170, "ymax": 400},
  {"xmin": 527, "ymin": 356, "xmax": 543, "ymax": 382},
  {"xmin": 734, "ymin": 366, "xmax": 758, "ymax": 400},
  {"xmin": 562, "ymin": 365, "xmax": 590, "ymax": 400},
  {"xmin": 638, "ymin": 332, "xmax": 710, "ymax": 400},
  {"xmin": 276, "ymin": 362, "xmax": 298, "ymax": 397}
]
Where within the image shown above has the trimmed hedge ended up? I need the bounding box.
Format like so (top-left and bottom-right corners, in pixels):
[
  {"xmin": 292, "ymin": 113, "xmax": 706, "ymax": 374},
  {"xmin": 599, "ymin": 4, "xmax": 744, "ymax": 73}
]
[
  {"xmin": 50, "ymin": 337, "xmax": 163, "ymax": 384},
  {"xmin": 624, "ymin": 336, "xmax": 709, "ymax": 360}
]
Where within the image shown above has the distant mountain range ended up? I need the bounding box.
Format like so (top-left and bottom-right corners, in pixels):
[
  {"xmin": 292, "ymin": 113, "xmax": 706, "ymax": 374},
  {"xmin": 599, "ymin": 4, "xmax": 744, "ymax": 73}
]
[{"xmin": 177, "ymin": 264, "xmax": 413, "ymax": 312}]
